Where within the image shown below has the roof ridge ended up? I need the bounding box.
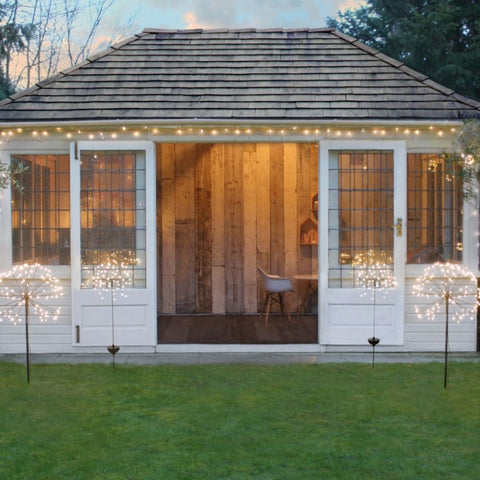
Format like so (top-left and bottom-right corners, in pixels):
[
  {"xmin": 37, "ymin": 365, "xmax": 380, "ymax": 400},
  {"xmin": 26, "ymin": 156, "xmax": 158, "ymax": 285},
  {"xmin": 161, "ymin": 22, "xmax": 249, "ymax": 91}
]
[
  {"xmin": 330, "ymin": 29, "xmax": 480, "ymax": 111},
  {"xmin": 142, "ymin": 27, "xmax": 335, "ymax": 34}
]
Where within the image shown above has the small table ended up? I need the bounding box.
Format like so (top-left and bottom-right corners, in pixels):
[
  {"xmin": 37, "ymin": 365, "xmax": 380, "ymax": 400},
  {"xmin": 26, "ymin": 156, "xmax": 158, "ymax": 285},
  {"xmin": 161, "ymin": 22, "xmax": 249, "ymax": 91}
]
[{"xmin": 294, "ymin": 274, "xmax": 318, "ymax": 319}]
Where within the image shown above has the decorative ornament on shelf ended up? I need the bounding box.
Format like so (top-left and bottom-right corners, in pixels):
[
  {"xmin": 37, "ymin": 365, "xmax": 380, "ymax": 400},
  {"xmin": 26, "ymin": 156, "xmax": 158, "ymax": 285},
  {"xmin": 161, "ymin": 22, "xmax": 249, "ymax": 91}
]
[
  {"xmin": 413, "ymin": 262, "xmax": 479, "ymax": 389},
  {"xmin": 0, "ymin": 264, "xmax": 63, "ymax": 382}
]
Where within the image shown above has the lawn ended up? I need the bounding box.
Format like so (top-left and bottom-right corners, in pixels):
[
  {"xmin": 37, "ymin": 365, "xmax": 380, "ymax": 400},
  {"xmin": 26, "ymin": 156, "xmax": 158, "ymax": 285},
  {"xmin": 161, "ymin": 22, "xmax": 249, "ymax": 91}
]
[{"xmin": 1, "ymin": 361, "xmax": 479, "ymax": 479}]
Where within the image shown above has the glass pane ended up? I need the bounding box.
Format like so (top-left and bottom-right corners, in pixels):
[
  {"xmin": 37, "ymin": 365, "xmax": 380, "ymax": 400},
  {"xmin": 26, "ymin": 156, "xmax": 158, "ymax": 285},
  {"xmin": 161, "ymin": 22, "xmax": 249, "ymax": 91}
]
[
  {"xmin": 328, "ymin": 151, "xmax": 394, "ymax": 288},
  {"xmin": 407, "ymin": 153, "xmax": 462, "ymax": 263},
  {"xmin": 11, "ymin": 154, "xmax": 70, "ymax": 265},
  {"xmin": 80, "ymin": 151, "xmax": 146, "ymax": 288}
]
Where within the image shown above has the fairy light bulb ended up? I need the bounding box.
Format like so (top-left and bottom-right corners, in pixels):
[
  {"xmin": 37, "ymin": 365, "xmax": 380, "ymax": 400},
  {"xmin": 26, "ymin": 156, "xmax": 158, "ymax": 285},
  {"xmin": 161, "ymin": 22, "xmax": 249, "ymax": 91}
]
[{"xmin": 0, "ymin": 264, "xmax": 63, "ymax": 324}]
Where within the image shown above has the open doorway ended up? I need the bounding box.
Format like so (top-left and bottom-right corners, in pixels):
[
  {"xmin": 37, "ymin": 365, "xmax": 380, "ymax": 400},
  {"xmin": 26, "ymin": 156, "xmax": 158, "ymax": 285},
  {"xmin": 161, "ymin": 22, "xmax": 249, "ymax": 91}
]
[{"xmin": 156, "ymin": 142, "xmax": 318, "ymax": 344}]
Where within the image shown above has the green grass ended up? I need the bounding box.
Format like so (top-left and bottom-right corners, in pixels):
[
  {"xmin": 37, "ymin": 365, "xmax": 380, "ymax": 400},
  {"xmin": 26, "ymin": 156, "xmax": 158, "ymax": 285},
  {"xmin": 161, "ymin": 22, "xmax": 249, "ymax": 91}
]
[{"xmin": 1, "ymin": 361, "xmax": 479, "ymax": 479}]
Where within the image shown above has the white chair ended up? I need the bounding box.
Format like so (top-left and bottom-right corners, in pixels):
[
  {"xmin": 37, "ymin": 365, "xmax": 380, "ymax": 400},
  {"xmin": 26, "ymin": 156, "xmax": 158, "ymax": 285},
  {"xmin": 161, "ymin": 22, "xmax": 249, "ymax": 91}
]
[{"xmin": 257, "ymin": 267, "xmax": 294, "ymax": 324}]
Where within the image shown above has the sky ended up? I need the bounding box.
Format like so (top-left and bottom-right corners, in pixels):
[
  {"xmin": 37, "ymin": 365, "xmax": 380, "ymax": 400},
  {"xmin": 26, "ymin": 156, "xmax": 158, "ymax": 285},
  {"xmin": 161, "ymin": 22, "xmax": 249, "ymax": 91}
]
[
  {"xmin": 8, "ymin": 0, "xmax": 367, "ymax": 89},
  {"xmin": 112, "ymin": 0, "xmax": 366, "ymax": 33}
]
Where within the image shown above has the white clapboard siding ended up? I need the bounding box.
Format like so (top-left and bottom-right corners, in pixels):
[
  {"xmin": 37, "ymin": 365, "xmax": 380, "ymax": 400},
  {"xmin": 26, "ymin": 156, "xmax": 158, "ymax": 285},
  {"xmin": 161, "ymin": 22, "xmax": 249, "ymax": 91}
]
[
  {"xmin": 0, "ymin": 275, "xmax": 73, "ymax": 354},
  {"xmin": 404, "ymin": 276, "xmax": 477, "ymax": 352}
]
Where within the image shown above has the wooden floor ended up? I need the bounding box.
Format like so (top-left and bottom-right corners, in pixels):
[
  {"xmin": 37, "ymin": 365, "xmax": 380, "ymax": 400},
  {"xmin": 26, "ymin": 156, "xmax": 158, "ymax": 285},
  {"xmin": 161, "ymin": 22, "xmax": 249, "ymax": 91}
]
[{"xmin": 158, "ymin": 314, "xmax": 318, "ymax": 344}]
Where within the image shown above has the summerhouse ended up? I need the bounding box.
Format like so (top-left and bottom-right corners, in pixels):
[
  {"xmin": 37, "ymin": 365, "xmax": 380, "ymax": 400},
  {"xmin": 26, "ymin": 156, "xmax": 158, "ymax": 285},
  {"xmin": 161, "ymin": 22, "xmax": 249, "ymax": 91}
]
[{"xmin": 0, "ymin": 28, "xmax": 479, "ymax": 354}]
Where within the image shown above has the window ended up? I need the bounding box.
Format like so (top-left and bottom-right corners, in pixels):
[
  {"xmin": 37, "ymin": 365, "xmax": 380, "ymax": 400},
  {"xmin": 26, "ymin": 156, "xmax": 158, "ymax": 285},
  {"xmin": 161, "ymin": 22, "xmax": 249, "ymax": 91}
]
[
  {"xmin": 11, "ymin": 154, "xmax": 70, "ymax": 265},
  {"xmin": 407, "ymin": 153, "xmax": 462, "ymax": 263},
  {"xmin": 80, "ymin": 151, "xmax": 146, "ymax": 288},
  {"xmin": 328, "ymin": 150, "xmax": 394, "ymax": 287}
]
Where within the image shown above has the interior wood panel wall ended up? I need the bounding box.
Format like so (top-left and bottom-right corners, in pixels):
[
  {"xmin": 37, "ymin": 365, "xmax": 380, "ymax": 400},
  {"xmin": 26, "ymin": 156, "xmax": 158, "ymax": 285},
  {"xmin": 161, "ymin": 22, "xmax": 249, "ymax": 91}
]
[{"xmin": 157, "ymin": 143, "xmax": 318, "ymax": 314}]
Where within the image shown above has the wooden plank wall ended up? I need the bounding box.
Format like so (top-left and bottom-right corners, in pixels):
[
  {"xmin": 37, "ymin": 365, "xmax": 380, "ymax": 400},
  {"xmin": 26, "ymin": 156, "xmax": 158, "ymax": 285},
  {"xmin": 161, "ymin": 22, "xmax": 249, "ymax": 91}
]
[{"xmin": 157, "ymin": 143, "xmax": 318, "ymax": 314}]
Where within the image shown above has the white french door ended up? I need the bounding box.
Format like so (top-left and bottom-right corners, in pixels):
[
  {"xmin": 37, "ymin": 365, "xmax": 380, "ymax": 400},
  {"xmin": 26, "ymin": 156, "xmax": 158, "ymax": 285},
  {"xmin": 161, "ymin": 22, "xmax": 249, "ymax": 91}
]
[
  {"xmin": 319, "ymin": 141, "xmax": 407, "ymax": 345},
  {"xmin": 70, "ymin": 141, "xmax": 156, "ymax": 347}
]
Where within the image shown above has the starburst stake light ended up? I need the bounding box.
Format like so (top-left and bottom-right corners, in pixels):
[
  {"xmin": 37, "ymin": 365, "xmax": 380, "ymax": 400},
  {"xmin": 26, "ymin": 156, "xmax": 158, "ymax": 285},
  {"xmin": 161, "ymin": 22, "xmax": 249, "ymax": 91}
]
[
  {"xmin": 0, "ymin": 264, "xmax": 63, "ymax": 382},
  {"xmin": 86, "ymin": 259, "xmax": 135, "ymax": 368},
  {"xmin": 354, "ymin": 251, "xmax": 396, "ymax": 367},
  {"xmin": 413, "ymin": 262, "xmax": 479, "ymax": 388}
]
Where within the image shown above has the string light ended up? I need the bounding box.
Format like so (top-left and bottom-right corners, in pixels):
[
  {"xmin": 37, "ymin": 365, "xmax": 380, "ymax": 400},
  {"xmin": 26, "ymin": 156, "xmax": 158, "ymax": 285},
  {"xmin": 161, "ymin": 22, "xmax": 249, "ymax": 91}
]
[
  {"xmin": 413, "ymin": 262, "xmax": 480, "ymax": 388},
  {"xmin": 85, "ymin": 257, "xmax": 136, "ymax": 367},
  {"xmin": 0, "ymin": 263, "xmax": 63, "ymax": 382},
  {"xmin": 353, "ymin": 250, "xmax": 396, "ymax": 294},
  {"xmin": 413, "ymin": 262, "xmax": 479, "ymax": 323},
  {"xmin": 0, "ymin": 125, "xmax": 461, "ymax": 141},
  {"xmin": 86, "ymin": 260, "xmax": 135, "ymax": 297},
  {"xmin": 0, "ymin": 264, "xmax": 63, "ymax": 324},
  {"xmin": 352, "ymin": 250, "xmax": 396, "ymax": 366}
]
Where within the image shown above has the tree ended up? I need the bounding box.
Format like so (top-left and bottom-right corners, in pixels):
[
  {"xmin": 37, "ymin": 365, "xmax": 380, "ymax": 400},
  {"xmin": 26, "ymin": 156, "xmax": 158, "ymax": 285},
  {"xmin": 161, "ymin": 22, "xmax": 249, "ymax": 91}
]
[
  {"xmin": 447, "ymin": 119, "xmax": 480, "ymax": 267},
  {"xmin": 327, "ymin": 0, "xmax": 480, "ymax": 100},
  {"xmin": 5, "ymin": 0, "xmax": 136, "ymax": 91},
  {"xmin": 0, "ymin": 1, "xmax": 34, "ymax": 98}
]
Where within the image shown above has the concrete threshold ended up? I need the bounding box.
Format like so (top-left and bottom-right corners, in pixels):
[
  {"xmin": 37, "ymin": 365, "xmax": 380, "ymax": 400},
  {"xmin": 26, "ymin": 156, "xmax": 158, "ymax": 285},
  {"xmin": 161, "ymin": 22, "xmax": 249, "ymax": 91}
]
[{"xmin": 1, "ymin": 352, "xmax": 479, "ymax": 365}]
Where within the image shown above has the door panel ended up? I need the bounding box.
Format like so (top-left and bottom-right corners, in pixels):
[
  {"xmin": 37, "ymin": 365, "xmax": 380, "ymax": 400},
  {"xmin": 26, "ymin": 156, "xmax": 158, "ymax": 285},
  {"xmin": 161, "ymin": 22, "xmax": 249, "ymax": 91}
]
[
  {"xmin": 319, "ymin": 142, "xmax": 406, "ymax": 346},
  {"xmin": 71, "ymin": 141, "xmax": 156, "ymax": 347}
]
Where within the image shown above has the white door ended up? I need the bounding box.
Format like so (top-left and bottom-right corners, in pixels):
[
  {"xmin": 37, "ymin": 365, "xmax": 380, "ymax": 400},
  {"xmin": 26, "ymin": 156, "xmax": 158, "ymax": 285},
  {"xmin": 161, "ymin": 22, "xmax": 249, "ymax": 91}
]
[
  {"xmin": 319, "ymin": 141, "xmax": 406, "ymax": 345},
  {"xmin": 71, "ymin": 141, "xmax": 156, "ymax": 347}
]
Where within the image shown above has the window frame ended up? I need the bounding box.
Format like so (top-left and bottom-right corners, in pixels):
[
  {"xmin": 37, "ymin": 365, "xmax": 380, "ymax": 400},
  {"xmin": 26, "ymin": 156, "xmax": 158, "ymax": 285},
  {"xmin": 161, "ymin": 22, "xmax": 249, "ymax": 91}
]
[
  {"xmin": 10, "ymin": 153, "xmax": 71, "ymax": 266},
  {"xmin": 0, "ymin": 148, "xmax": 71, "ymax": 276}
]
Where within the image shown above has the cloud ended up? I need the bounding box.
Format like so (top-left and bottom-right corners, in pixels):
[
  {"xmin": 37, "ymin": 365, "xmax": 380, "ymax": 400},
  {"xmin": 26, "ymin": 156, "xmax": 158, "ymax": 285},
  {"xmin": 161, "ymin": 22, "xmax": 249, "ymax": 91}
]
[
  {"xmin": 183, "ymin": 0, "xmax": 327, "ymax": 28},
  {"xmin": 139, "ymin": 0, "xmax": 367, "ymax": 30},
  {"xmin": 183, "ymin": 10, "xmax": 220, "ymax": 29}
]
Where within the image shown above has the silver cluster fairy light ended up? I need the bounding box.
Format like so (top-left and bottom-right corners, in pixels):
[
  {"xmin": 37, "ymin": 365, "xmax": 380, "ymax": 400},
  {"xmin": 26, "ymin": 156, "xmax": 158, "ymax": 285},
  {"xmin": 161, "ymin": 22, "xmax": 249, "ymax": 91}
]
[
  {"xmin": 86, "ymin": 258, "xmax": 136, "ymax": 367},
  {"xmin": 0, "ymin": 264, "xmax": 63, "ymax": 382},
  {"xmin": 353, "ymin": 250, "xmax": 396, "ymax": 366},
  {"xmin": 413, "ymin": 262, "xmax": 480, "ymax": 388},
  {"xmin": 88, "ymin": 261, "xmax": 134, "ymax": 297}
]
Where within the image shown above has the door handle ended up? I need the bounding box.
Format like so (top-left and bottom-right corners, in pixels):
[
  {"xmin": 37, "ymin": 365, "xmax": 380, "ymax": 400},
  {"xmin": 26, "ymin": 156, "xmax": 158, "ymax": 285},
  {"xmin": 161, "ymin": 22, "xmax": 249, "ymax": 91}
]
[{"xmin": 393, "ymin": 218, "xmax": 403, "ymax": 237}]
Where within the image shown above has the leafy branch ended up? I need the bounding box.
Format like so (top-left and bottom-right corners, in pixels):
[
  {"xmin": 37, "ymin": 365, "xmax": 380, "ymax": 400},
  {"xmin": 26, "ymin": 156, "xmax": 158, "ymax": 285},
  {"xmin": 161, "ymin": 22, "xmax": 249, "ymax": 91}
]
[
  {"xmin": 446, "ymin": 119, "xmax": 480, "ymax": 202},
  {"xmin": 0, "ymin": 160, "xmax": 28, "ymax": 192}
]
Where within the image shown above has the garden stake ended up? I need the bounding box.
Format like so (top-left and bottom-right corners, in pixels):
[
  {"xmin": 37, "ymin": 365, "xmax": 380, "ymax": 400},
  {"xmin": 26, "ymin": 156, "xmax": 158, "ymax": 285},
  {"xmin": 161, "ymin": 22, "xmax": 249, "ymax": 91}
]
[
  {"xmin": 368, "ymin": 279, "xmax": 380, "ymax": 368},
  {"xmin": 25, "ymin": 294, "xmax": 30, "ymax": 383},
  {"xmin": 107, "ymin": 283, "xmax": 120, "ymax": 368},
  {"xmin": 413, "ymin": 262, "xmax": 479, "ymax": 389},
  {"xmin": 0, "ymin": 264, "xmax": 62, "ymax": 383},
  {"xmin": 444, "ymin": 293, "xmax": 449, "ymax": 389}
]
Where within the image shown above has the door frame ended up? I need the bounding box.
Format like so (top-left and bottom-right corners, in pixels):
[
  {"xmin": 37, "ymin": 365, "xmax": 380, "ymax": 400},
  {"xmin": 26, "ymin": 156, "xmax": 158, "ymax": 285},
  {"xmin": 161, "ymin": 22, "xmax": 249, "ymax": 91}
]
[
  {"xmin": 70, "ymin": 140, "xmax": 157, "ymax": 347},
  {"xmin": 318, "ymin": 140, "xmax": 407, "ymax": 346}
]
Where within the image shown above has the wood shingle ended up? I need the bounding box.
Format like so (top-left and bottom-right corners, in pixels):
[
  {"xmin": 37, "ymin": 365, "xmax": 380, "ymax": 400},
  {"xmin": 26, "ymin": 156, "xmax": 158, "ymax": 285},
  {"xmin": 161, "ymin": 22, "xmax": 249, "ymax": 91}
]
[{"xmin": 0, "ymin": 28, "xmax": 479, "ymax": 123}]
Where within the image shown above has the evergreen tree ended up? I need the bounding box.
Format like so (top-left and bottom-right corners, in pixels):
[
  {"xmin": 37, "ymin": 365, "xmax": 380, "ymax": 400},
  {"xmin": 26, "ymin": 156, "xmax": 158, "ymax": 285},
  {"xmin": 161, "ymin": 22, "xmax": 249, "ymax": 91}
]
[
  {"xmin": 327, "ymin": 0, "xmax": 480, "ymax": 100},
  {"xmin": 0, "ymin": 2, "xmax": 34, "ymax": 98}
]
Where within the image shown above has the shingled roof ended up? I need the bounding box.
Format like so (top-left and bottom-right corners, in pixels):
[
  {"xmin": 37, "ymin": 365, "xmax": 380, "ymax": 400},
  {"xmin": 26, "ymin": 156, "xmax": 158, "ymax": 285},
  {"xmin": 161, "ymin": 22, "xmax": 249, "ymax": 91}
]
[{"xmin": 1, "ymin": 27, "xmax": 479, "ymax": 124}]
